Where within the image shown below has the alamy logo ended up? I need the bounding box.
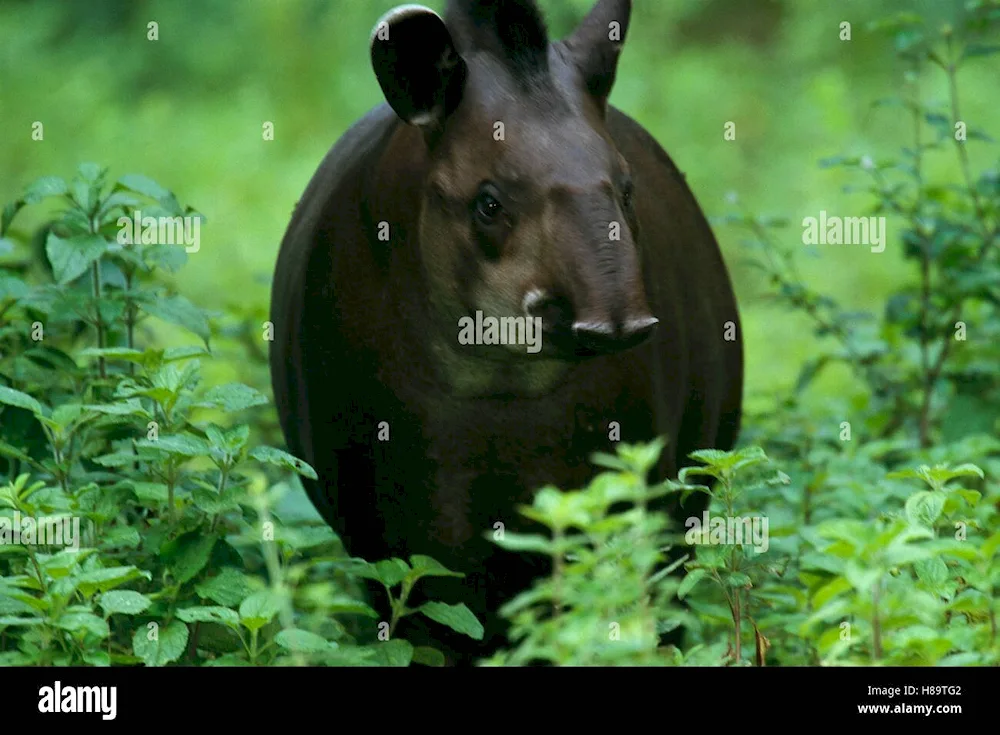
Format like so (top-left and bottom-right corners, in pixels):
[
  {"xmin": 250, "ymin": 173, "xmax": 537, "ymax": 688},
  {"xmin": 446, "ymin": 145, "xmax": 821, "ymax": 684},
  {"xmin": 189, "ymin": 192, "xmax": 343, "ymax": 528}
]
[
  {"xmin": 802, "ymin": 210, "xmax": 886, "ymax": 253},
  {"xmin": 458, "ymin": 311, "xmax": 543, "ymax": 354},
  {"xmin": 38, "ymin": 681, "xmax": 117, "ymax": 720},
  {"xmin": 116, "ymin": 209, "xmax": 200, "ymax": 253},
  {"xmin": 685, "ymin": 511, "xmax": 769, "ymax": 553},
  {"xmin": 0, "ymin": 512, "xmax": 80, "ymax": 550}
]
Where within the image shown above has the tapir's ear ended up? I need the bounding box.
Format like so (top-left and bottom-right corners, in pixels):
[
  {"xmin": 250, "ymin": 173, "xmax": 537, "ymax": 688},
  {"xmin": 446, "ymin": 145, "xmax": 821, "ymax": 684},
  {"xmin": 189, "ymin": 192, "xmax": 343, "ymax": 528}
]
[
  {"xmin": 370, "ymin": 6, "xmax": 467, "ymax": 130},
  {"xmin": 564, "ymin": 0, "xmax": 632, "ymax": 108}
]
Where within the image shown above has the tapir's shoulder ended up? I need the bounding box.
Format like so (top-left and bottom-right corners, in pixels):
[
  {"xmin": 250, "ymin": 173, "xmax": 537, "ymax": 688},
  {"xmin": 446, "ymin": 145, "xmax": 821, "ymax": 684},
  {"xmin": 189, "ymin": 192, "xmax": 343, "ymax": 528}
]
[{"xmin": 277, "ymin": 104, "xmax": 402, "ymax": 275}]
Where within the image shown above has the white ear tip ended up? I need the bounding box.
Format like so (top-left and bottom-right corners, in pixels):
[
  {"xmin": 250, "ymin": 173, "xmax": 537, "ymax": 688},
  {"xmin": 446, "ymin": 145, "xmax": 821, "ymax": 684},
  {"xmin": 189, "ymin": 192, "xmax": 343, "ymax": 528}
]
[{"xmin": 370, "ymin": 4, "xmax": 442, "ymax": 46}]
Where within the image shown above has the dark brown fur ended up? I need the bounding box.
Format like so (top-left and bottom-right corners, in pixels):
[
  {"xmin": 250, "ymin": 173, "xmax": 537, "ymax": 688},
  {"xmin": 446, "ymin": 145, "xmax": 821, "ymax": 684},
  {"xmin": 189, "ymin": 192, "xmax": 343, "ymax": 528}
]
[{"xmin": 270, "ymin": 0, "xmax": 743, "ymax": 664}]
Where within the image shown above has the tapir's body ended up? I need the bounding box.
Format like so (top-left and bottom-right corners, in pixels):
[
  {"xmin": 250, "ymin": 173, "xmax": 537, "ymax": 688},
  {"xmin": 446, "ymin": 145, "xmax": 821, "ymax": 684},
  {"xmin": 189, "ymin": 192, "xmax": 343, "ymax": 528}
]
[{"xmin": 270, "ymin": 0, "xmax": 742, "ymax": 664}]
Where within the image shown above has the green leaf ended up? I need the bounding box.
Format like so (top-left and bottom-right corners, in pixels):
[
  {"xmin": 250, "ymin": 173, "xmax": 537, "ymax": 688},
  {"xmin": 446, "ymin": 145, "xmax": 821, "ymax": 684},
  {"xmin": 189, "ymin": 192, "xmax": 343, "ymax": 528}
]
[
  {"xmin": 962, "ymin": 43, "xmax": 1000, "ymax": 61},
  {"xmin": 23, "ymin": 176, "xmax": 68, "ymax": 204},
  {"xmin": 325, "ymin": 596, "xmax": 379, "ymax": 618},
  {"xmin": 170, "ymin": 534, "xmax": 217, "ymax": 585},
  {"xmin": 843, "ymin": 562, "xmax": 882, "ymax": 593},
  {"xmin": 54, "ymin": 612, "xmax": 109, "ymax": 640},
  {"xmin": 77, "ymin": 162, "xmax": 105, "ymax": 184},
  {"xmin": 140, "ymin": 293, "xmax": 211, "ymax": 342},
  {"xmin": 366, "ymin": 639, "xmax": 413, "ymax": 667},
  {"xmin": 42, "ymin": 404, "xmax": 75, "ymax": 432},
  {"xmin": 0, "ymin": 275, "xmax": 30, "ymax": 301},
  {"xmin": 204, "ymin": 654, "xmax": 252, "ymax": 666},
  {"xmin": 914, "ymin": 557, "xmax": 950, "ymax": 595},
  {"xmin": 93, "ymin": 451, "xmax": 144, "ymax": 468},
  {"xmin": 239, "ymin": 590, "xmax": 281, "ymax": 632},
  {"xmin": 1, "ymin": 200, "xmax": 29, "ymax": 237},
  {"xmin": 132, "ymin": 620, "xmax": 189, "ymax": 666},
  {"xmin": 82, "ymin": 400, "xmax": 150, "ymax": 418},
  {"xmin": 192, "ymin": 487, "xmax": 240, "ymax": 515},
  {"xmin": 412, "ymin": 646, "xmax": 446, "ymax": 666},
  {"xmin": 949, "ymin": 489, "xmax": 981, "ymax": 506},
  {"xmin": 98, "ymin": 591, "xmax": 152, "ymax": 616},
  {"xmin": 678, "ymin": 568, "xmax": 707, "ymax": 599},
  {"xmin": 79, "ymin": 347, "xmax": 147, "ymax": 364},
  {"xmin": 201, "ymin": 383, "xmax": 269, "ymax": 412},
  {"xmin": 137, "ymin": 433, "xmax": 210, "ymax": 457},
  {"xmin": 45, "ymin": 233, "xmax": 108, "ymax": 284},
  {"xmin": 82, "ymin": 651, "xmax": 111, "ymax": 667},
  {"xmin": 812, "ymin": 576, "xmax": 852, "ymax": 608},
  {"xmin": 103, "ymin": 526, "xmax": 142, "ymax": 549},
  {"xmin": 117, "ymin": 174, "xmax": 172, "ymax": 202},
  {"xmin": 248, "ymin": 446, "xmax": 317, "ymax": 479},
  {"xmin": 374, "ymin": 558, "xmax": 410, "ymax": 588},
  {"xmin": 490, "ymin": 531, "xmax": 553, "ymax": 554},
  {"xmin": 727, "ymin": 572, "xmax": 752, "ymax": 587},
  {"xmin": 277, "ymin": 525, "xmax": 337, "ymax": 551},
  {"xmin": 948, "ymin": 589, "xmax": 989, "ymax": 614},
  {"xmin": 275, "ymin": 629, "xmax": 333, "ymax": 653},
  {"xmin": 195, "ymin": 568, "xmax": 256, "ymax": 607},
  {"xmin": 905, "ymin": 491, "xmax": 945, "ymax": 528},
  {"xmin": 418, "ymin": 601, "xmax": 484, "ymax": 640},
  {"xmin": 407, "ymin": 555, "xmax": 464, "ymax": 580},
  {"xmin": 42, "ymin": 550, "xmax": 83, "ymax": 577},
  {"xmin": 0, "ymin": 385, "xmax": 45, "ymax": 416},
  {"xmin": 944, "ymin": 463, "xmax": 985, "ymax": 481},
  {"xmin": 982, "ymin": 532, "xmax": 1000, "ymax": 559},
  {"xmin": 77, "ymin": 566, "xmax": 150, "ymax": 598},
  {"xmin": 142, "ymin": 244, "xmax": 188, "ymax": 272},
  {"xmin": 176, "ymin": 606, "xmax": 240, "ymax": 627}
]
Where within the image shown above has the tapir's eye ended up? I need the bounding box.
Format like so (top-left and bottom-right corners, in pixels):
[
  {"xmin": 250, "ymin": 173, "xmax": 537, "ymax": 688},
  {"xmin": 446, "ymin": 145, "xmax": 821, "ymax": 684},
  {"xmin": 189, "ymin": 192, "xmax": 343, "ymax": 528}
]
[{"xmin": 474, "ymin": 186, "xmax": 504, "ymax": 224}]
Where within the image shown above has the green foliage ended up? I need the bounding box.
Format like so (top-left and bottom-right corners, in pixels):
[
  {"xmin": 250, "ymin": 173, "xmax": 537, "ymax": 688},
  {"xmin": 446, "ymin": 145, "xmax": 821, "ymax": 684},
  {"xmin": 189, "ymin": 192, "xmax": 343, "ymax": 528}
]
[
  {"xmin": 483, "ymin": 438, "xmax": 691, "ymax": 665},
  {"xmin": 0, "ymin": 166, "xmax": 482, "ymax": 666},
  {"xmin": 484, "ymin": 6, "xmax": 999, "ymax": 667},
  {"xmin": 1, "ymin": 3, "xmax": 997, "ymax": 669}
]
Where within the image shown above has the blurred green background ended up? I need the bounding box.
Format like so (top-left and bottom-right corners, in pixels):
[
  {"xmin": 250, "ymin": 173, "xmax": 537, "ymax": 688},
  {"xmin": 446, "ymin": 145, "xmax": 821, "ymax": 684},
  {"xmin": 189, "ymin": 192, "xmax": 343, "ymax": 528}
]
[{"xmin": 1, "ymin": 0, "xmax": 997, "ymax": 416}]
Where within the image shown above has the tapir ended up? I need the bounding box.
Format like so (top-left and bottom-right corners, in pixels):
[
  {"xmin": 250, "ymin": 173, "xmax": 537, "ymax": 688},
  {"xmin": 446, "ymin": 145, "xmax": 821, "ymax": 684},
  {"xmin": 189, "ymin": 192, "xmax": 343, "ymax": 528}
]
[{"xmin": 269, "ymin": 0, "xmax": 743, "ymax": 665}]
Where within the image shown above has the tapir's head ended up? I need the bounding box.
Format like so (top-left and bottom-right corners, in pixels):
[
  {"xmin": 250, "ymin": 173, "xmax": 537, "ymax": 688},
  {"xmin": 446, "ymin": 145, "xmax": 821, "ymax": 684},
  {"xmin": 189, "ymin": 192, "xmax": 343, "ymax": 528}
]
[{"xmin": 371, "ymin": 0, "xmax": 655, "ymax": 360}]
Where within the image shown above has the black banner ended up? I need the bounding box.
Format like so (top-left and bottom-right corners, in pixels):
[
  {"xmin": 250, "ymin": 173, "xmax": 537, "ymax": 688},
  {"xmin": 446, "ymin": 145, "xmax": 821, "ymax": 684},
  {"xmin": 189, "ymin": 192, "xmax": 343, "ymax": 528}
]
[{"xmin": 1, "ymin": 665, "xmax": 984, "ymax": 725}]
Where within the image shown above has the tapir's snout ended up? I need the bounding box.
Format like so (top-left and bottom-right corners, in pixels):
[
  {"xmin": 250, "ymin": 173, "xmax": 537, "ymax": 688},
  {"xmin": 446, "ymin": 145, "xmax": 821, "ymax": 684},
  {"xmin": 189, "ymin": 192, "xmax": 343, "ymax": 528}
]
[
  {"xmin": 572, "ymin": 315, "xmax": 658, "ymax": 354},
  {"xmin": 524, "ymin": 289, "xmax": 658, "ymax": 357}
]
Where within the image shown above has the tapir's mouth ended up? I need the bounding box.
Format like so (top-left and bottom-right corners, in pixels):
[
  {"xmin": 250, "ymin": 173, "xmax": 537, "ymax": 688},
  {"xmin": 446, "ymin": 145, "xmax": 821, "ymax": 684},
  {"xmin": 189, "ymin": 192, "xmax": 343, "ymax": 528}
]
[
  {"xmin": 452, "ymin": 318, "xmax": 655, "ymax": 363},
  {"xmin": 519, "ymin": 289, "xmax": 659, "ymax": 359},
  {"xmin": 452, "ymin": 294, "xmax": 658, "ymax": 363},
  {"xmin": 542, "ymin": 316, "xmax": 659, "ymax": 359}
]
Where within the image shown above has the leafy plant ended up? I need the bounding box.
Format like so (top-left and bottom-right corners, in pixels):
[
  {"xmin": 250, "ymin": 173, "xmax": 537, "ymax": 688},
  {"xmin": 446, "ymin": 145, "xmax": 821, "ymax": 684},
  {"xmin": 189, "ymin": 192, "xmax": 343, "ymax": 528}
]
[{"xmin": 0, "ymin": 165, "xmax": 482, "ymax": 666}]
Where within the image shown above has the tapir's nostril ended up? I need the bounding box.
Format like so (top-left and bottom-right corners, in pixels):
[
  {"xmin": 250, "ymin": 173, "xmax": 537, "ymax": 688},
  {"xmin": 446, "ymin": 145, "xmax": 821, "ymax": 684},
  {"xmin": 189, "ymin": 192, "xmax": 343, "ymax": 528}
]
[
  {"xmin": 572, "ymin": 315, "xmax": 658, "ymax": 354},
  {"xmin": 524, "ymin": 290, "xmax": 575, "ymax": 333}
]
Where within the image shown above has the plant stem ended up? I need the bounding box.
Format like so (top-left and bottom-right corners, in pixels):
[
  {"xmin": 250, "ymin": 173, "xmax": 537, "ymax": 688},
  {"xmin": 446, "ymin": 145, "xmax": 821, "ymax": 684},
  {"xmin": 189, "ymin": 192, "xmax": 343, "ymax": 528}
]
[
  {"xmin": 552, "ymin": 528, "xmax": 565, "ymax": 617},
  {"xmin": 872, "ymin": 577, "xmax": 882, "ymax": 661},
  {"xmin": 733, "ymin": 586, "xmax": 742, "ymax": 663},
  {"xmin": 26, "ymin": 544, "xmax": 49, "ymax": 594},
  {"xmin": 125, "ymin": 268, "xmax": 136, "ymax": 377},
  {"xmin": 90, "ymin": 261, "xmax": 106, "ymax": 379},
  {"xmin": 166, "ymin": 470, "xmax": 176, "ymax": 526},
  {"xmin": 917, "ymin": 43, "xmax": 998, "ymax": 447},
  {"xmin": 209, "ymin": 464, "xmax": 230, "ymax": 533}
]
